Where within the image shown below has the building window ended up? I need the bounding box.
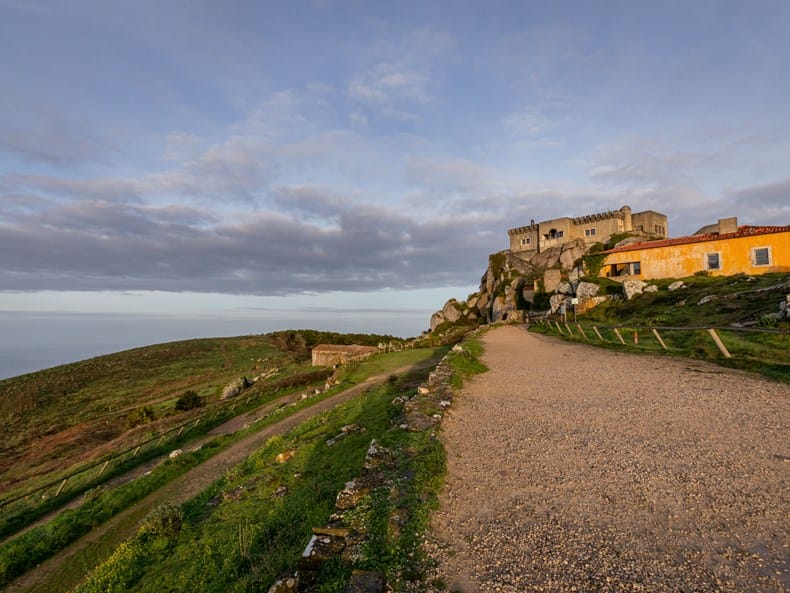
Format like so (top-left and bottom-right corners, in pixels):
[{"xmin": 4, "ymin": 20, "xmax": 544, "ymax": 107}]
[
  {"xmin": 584, "ymin": 228, "xmax": 597, "ymax": 237},
  {"xmin": 520, "ymin": 238, "xmax": 527, "ymax": 246},
  {"xmin": 752, "ymin": 247, "xmax": 771, "ymax": 266},
  {"xmin": 706, "ymin": 252, "xmax": 721, "ymax": 270},
  {"xmin": 557, "ymin": 230, "xmax": 564, "ymax": 238},
  {"xmin": 631, "ymin": 261, "xmax": 641, "ymax": 275},
  {"xmin": 526, "ymin": 237, "xmax": 530, "ymax": 244}
]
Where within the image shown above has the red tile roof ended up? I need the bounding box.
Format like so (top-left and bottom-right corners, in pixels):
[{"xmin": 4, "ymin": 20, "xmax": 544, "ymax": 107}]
[{"xmin": 603, "ymin": 225, "xmax": 790, "ymax": 254}]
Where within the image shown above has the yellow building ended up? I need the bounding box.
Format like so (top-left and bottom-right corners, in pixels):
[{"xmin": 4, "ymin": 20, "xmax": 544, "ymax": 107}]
[{"xmin": 601, "ymin": 220, "xmax": 790, "ymax": 280}]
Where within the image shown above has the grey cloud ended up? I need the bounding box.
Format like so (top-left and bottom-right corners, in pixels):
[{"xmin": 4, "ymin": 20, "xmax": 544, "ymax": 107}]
[
  {"xmin": 0, "ymin": 190, "xmax": 502, "ymax": 294},
  {"xmin": 731, "ymin": 179, "xmax": 790, "ymax": 209}
]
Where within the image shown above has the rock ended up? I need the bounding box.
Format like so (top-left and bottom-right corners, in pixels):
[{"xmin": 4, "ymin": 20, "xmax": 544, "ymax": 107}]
[
  {"xmin": 344, "ymin": 570, "xmax": 385, "ymax": 593},
  {"xmin": 429, "ymin": 310, "xmax": 446, "ymax": 331},
  {"xmin": 221, "ymin": 376, "xmax": 252, "ymax": 400},
  {"xmin": 698, "ymin": 295, "xmax": 717, "ymax": 305},
  {"xmin": 668, "ymin": 280, "xmax": 685, "ymax": 291},
  {"xmin": 276, "ymin": 449, "xmax": 297, "ymax": 464},
  {"xmin": 267, "ymin": 575, "xmax": 299, "ymax": 593},
  {"xmin": 508, "ymin": 310, "xmax": 527, "ymax": 323},
  {"xmin": 576, "ymin": 281, "xmax": 600, "ymax": 299},
  {"xmin": 542, "ymin": 269, "xmax": 562, "ymax": 293},
  {"xmin": 491, "ymin": 295, "xmax": 508, "ymax": 321},
  {"xmin": 451, "ymin": 343, "xmax": 463, "ymax": 352},
  {"xmin": 623, "ymin": 279, "xmax": 647, "ymax": 300},
  {"xmin": 417, "ymin": 386, "xmax": 430, "ymax": 395},
  {"xmin": 559, "ymin": 241, "xmax": 585, "ymax": 270},
  {"xmin": 549, "ymin": 294, "xmax": 568, "ymax": 314},
  {"xmin": 442, "ymin": 299, "xmax": 464, "ymax": 323},
  {"xmin": 336, "ymin": 479, "xmax": 369, "ymax": 510},
  {"xmin": 644, "ymin": 285, "xmax": 658, "ymax": 293},
  {"xmin": 273, "ymin": 485, "xmax": 288, "ymax": 497},
  {"xmin": 568, "ymin": 268, "xmax": 580, "ymax": 282},
  {"xmin": 169, "ymin": 449, "xmax": 183, "ymax": 460},
  {"xmin": 556, "ymin": 281, "xmax": 573, "ymax": 295},
  {"xmin": 467, "ymin": 294, "xmax": 480, "ymax": 310}
]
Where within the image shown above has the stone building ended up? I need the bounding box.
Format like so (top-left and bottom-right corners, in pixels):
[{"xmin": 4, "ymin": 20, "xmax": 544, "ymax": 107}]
[
  {"xmin": 311, "ymin": 344, "xmax": 379, "ymax": 367},
  {"xmin": 507, "ymin": 205, "xmax": 668, "ymax": 256}
]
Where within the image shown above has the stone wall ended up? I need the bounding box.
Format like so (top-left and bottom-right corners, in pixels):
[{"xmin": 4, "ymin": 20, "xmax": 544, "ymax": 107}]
[{"xmin": 311, "ymin": 345, "xmax": 379, "ymax": 367}]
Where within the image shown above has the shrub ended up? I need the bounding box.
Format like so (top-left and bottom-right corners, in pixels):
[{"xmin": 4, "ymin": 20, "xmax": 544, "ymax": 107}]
[
  {"xmin": 175, "ymin": 390, "xmax": 204, "ymax": 412},
  {"xmin": 126, "ymin": 406, "xmax": 156, "ymax": 429}
]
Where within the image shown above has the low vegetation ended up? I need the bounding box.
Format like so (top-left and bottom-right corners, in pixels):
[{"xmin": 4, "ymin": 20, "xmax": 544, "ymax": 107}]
[
  {"xmin": 533, "ymin": 272, "xmax": 790, "ymax": 382},
  {"xmin": 66, "ymin": 334, "xmax": 486, "ymax": 593}
]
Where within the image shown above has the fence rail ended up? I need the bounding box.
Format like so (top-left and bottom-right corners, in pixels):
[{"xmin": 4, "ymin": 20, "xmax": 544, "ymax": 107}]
[{"xmin": 530, "ymin": 315, "xmax": 790, "ymax": 364}]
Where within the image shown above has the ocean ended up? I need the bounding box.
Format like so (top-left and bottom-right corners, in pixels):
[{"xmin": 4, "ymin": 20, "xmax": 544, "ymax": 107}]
[{"xmin": 0, "ymin": 310, "xmax": 429, "ymax": 380}]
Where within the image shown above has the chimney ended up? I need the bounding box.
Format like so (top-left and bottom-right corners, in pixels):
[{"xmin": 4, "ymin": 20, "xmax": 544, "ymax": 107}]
[{"xmin": 718, "ymin": 217, "xmax": 737, "ymax": 234}]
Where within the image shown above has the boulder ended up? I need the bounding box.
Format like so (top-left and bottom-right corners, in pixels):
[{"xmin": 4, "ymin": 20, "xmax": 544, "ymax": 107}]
[
  {"xmin": 623, "ymin": 279, "xmax": 647, "ymax": 300},
  {"xmin": 559, "ymin": 241, "xmax": 585, "ymax": 270},
  {"xmin": 576, "ymin": 281, "xmax": 600, "ymax": 299},
  {"xmin": 644, "ymin": 285, "xmax": 658, "ymax": 293},
  {"xmin": 442, "ymin": 299, "xmax": 463, "ymax": 323},
  {"xmin": 169, "ymin": 449, "xmax": 183, "ymax": 460},
  {"xmin": 549, "ymin": 294, "xmax": 568, "ymax": 314},
  {"xmin": 221, "ymin": 376, "xmax": 252, "ymax": 400},
  {"xmin": 491, "ymin": 295, "xmax": 508, "ymax": 322},
  {"xmin": 467, "ymin": 294, "xmax": 480, "ymax": 310},
  {"xmin": 543, "ymin": 269, "xmax": 562, "ymax": 293},
  {"xmin": 668, "ymin": 280, "xmax": 685, "ymax": 291},
  {"xmin": 530, "ymin": 245, "xmax": 564, "ymax": 270},
  {"xmin": 556, "ymin": 281, "xmax": 574, "ymax": 295},
  {"xmin": 429, "ymin": 311, "xmax": 446, "ymax": 331}
]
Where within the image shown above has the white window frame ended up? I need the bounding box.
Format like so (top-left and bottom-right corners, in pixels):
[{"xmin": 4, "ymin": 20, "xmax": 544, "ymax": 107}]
[
  {"xmin": 705, "ymin": 252, "xmax": 721, "ymax": 271},
  {"xmin": 751, "ymin": 246, "xmax": 771, "ymax": 267}
]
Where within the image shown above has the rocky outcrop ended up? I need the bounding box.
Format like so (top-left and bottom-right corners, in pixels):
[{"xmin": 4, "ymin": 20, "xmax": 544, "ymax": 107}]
[
  {"xmin": 221, "ymin": 376, "xmax": 252, "ymax": 400},
  {"xmin": 427, "ymin": 237, "xmax": 601, "ymax": 332},
  {"xmin": 623, "ymin": 279, "xmax": 648, "ymax": 300}
]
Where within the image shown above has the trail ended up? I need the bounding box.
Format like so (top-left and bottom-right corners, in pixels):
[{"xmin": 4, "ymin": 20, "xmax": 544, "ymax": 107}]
[
  {"xmin": 8, "ymin": 358, "xmax": 439, "ymax": 593},
  {"xmin": 432, "ymin": 325, "xmax": 789, "ymax": 593}
]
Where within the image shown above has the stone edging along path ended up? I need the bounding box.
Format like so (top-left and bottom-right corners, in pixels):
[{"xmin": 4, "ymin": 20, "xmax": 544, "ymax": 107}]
[
  {"xmin": 429, "ymin": 324, "xmax": 789, "ymax": 593},
  {"xmin": 267, "ymin": 329, "xmax": 484, "ymax": 593}
]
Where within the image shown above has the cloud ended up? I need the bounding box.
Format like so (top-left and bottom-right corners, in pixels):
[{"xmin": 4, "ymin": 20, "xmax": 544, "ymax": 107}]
[
  {"xmin": 404, "ymin": 157, "xmax": 494, "ymax": 196},
  {"xmin": 0, "ymin": 186, "xmax": 504, "ymax": 294}
]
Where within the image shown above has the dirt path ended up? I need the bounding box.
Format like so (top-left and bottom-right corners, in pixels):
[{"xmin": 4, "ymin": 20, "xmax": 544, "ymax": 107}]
[
  {"xmin": 9, "ymin": 359, "xmax": 438, "ymax": 593},
  {"xmin": 432, "ymin": 325, "xmax": 789, "ymax": 593}
]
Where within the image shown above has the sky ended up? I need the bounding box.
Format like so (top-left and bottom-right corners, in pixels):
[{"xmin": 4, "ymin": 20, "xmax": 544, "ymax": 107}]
[{"xmin": 1, "ymin": 0, "xmax": 789, "ymax": 362}]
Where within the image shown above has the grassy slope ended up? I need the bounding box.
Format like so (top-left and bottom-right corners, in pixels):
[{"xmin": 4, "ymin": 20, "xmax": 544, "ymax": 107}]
[
  {"xmin": 0, "ymin": 331, "xmax": 402, "ymax": 495},
  {"xmin": 71, "ymin": 338, "xmax": 486, "ymax": 593},
  {"xmin": 0, "ymin": 345, "xmax": 445, "ymax": 591},
  {"xmin": 537, "ymin": 272, "xmax": 790, "ymax": 381}
]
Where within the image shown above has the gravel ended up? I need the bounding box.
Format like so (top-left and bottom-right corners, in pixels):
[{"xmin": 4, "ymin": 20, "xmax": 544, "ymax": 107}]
[{"xmin": 430, "ymin": 325, "xmax": 789, "ymax": 593}]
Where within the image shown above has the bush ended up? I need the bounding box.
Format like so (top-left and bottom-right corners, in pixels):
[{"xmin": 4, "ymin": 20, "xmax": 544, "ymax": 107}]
[
  {"xmin": 175, "ymin": 390, "xmax": 204, "ymax": 412},
  {"xmin": 126, "ymin": 406, "xmax": 156, "ymax": 429}
]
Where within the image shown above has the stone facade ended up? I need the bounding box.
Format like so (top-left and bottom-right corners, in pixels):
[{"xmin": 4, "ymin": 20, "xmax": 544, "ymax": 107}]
[
  {"xmin": 508, "ymin": 205, "xmax": 668, "ymax": 256},
  {"xmin": 311, "ymin": 345, "xmax": 379, "ymax": 367}
]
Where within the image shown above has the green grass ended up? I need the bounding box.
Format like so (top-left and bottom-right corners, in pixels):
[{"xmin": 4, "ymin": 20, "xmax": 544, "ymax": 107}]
[
  {"xmin": 67, "ymin": 340, "xmax": 486, "ymax": 593},
  {"xmin": 532, "ymin": 273, "xmax": 790, "ymax": 383},
  {"xmin": 1, "ymin": 347, "xmax": 444, "ymax": 592},
  {"xmin": 73, "ymin": 375, "xmax": 417, "ymax": 592}
]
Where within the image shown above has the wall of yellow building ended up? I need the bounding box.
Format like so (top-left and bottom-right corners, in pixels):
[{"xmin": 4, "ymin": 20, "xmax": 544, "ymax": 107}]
[{"xmin": 601, "ymin": 231, "xmax": 790, "ymax": 280}]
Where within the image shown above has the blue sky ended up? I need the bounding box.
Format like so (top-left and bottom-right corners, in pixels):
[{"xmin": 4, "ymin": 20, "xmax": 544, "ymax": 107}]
[{"xmin": 1, "ymin": 0, "xmax": 789, "ymax": 339}]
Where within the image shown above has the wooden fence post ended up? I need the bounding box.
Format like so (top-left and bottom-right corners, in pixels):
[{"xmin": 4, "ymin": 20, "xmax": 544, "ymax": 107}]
[
  {"xmin": 707, "ymin": 328, "xmax": 733, "ymax": 358},
  {"xmin": 157, "ymin": 434, "xmax": 165, "ymax": 447},
  {"xmin": 564, "ymin": 323, "xmax": 574, "ymax": 336},
  {"xmin": 98, "ymin": 459, "xmax": 110, "ymax": 477},
  {"xmin": 651, "ymin": 328, "xmax": 668, "ymax": 350},
  {"xmin": 593, "ymin": 326, "xmax": 605, "ymax": 341},
  {"xmin": 634, "ymin": 330, "xmax": 639, "ymax": 345},
  {"xmin": 576, "ymin": 324, "xmax": 588, "ymax": 339},
  {"xmin": 132, "ymin": 446, "xmax": 141, "ymax": 457},
  {"xmin": 55, "ymin": 478, "xmax": 68, "ymax": 497},
  {"xmin": 554, "ymin": 321, "xmax": 564, "ymax": 335},
  {"xmin": 612, "ymin": 328, "xmax": 626, "ymax": 345},
  {"xmin": 177, "ymin": 426, "xmax": 185, "ymax": 437}
]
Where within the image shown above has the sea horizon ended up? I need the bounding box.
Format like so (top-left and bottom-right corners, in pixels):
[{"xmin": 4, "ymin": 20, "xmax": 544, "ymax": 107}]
[{"xmin": 0, "ymin": 309, "xmax": 431, "ymax": 381}]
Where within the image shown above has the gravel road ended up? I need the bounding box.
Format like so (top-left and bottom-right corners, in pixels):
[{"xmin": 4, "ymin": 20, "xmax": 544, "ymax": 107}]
[{"xmin": 432, "ymin": 325, "xmax": 789, "ymax": 593}]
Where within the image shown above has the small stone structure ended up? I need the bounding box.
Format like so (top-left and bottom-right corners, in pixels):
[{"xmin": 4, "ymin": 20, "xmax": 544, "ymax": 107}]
[{"xmin": 311, "ymin": 345, "xmax": 379, "ymax": 367}]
